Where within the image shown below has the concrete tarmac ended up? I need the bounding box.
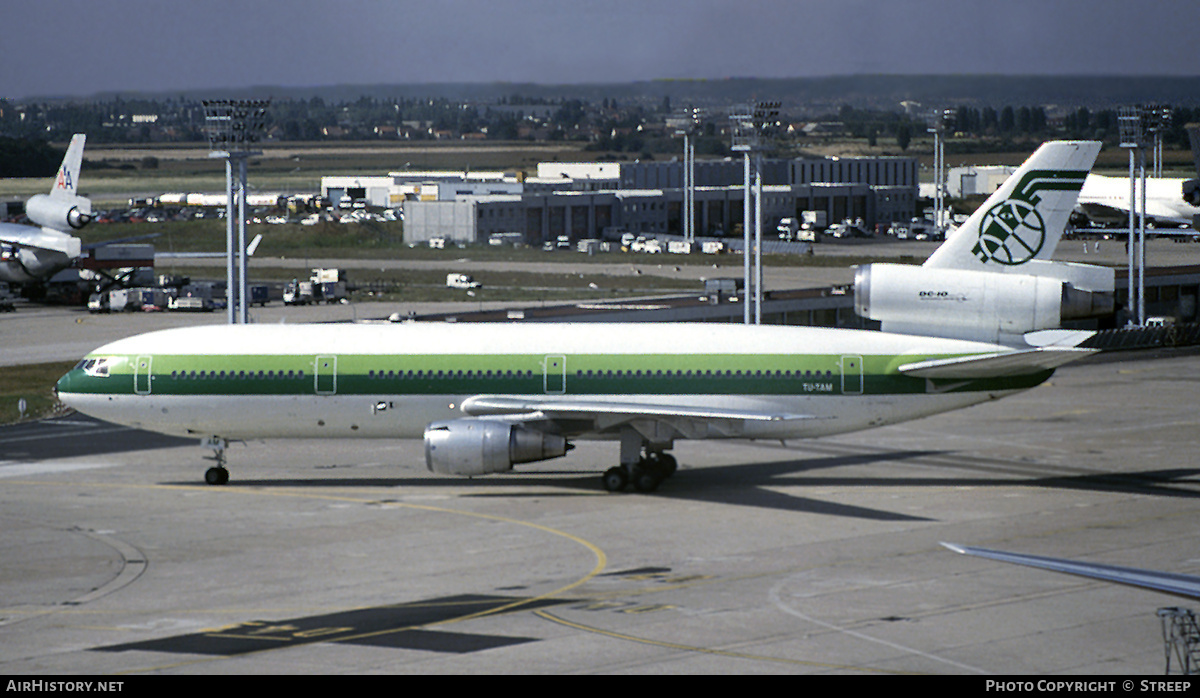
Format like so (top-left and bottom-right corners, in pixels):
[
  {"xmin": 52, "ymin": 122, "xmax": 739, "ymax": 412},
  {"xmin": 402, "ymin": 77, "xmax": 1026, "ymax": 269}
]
[{"xmin": 1, "ymin": 348, "xmax": 1198, "ymax": 674}]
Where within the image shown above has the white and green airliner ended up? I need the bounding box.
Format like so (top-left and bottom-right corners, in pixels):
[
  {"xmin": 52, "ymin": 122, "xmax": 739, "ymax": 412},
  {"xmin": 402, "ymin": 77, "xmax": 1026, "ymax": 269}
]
[{"xmin": 56, "ymin": 141, "xmax": 1111, "ymax": 492}]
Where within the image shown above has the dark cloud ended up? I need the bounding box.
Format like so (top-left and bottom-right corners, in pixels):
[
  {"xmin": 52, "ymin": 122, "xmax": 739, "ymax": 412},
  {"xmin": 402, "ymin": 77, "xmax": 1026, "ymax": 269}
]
[{"xmin": 9, "ymin": 0, "xmax": 1200, "ymax": 99}]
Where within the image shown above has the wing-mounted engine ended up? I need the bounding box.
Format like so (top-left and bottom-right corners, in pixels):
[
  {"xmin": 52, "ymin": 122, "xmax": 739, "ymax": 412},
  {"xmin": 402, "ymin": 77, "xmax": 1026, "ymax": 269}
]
[
  {"xmin": 424, "ymin": 419, "xmax": 570, "ymax": 476},
  {"xmin": 854, "ymin": 262, "xmax": 1114, "ymax": 345},
  {"xmin": 25, "ymin": 193, "xmax": 93, "ymax": 232}
]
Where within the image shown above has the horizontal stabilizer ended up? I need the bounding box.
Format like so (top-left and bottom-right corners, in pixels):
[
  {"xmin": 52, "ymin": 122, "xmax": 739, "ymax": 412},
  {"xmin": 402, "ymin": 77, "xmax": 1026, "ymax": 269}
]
[
  {"xmin": 3, "ymin": 229, "xmax": 81, "ymax": 258},
  {"xmin": 941, "ymin": 543, "xmax": 1200, "ymax": 601},
  {"xmin": 898, "ymin": 347, "xmax": 1093, "ymax": 379},
  {"xmin": 460, "ymin": 395, "xmax": 816, "ymax": 423}
]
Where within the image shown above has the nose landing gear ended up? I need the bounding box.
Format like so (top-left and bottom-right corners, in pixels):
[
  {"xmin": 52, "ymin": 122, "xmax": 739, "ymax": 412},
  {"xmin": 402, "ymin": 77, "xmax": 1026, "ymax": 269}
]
[{"xmin": 202, "ymin": 436, "xmax": 230, "ymax": 485}]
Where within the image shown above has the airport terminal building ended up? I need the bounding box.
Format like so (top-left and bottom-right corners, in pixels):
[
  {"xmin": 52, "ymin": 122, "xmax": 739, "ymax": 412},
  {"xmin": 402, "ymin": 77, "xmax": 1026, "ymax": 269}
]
[{"xmin": 323, "ymin": 156, "xmax": 918, "ymax": 246}]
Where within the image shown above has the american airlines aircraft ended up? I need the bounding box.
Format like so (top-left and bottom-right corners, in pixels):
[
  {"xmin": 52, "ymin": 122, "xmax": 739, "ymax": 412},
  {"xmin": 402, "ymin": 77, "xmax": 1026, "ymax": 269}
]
[
  {"xmin": 0, "ymin": 135, "xmax": 91, "ymax": 285},
  {"xmin": 56, "ymin": 141, "xmax": 1114, "ymax": 493}
]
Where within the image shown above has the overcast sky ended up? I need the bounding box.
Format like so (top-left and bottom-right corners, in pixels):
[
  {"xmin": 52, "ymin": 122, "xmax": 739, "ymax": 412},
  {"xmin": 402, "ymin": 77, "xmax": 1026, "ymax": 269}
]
[{"xmin": 7, "ymin": 0, "xmax": 1199, "ymax": 100}]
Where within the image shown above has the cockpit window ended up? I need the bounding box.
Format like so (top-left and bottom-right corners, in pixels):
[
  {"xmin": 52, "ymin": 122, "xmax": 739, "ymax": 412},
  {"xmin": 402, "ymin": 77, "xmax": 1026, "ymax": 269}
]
[{"xmin": 81, "ymin": 357, "xmax": 118, "ymax": 378}]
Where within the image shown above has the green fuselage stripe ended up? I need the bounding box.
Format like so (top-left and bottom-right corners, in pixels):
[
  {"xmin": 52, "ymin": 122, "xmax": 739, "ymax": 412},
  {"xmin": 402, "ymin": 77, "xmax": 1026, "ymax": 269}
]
[{"xmin": 61, "ymin": 352, "xmax": 1051, "ymax": 397}]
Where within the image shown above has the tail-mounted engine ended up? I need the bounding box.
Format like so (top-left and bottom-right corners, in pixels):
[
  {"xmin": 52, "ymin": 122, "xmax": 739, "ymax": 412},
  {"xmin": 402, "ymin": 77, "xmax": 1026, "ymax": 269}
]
[
  {"xmin": 25, "ymin": 194, "xmax": 93, "ymax": 231},
  {"xmin": 854, "ymin": 262, "xmax": 1114, "ymax": 344},
  {"xmin": 425, "ymin": 419, "xmax": 570, "ymax": 476}
]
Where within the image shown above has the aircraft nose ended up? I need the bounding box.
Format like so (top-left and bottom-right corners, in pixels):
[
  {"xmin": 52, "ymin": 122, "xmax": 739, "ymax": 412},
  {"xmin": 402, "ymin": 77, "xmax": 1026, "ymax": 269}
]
[{"xmin": 55, "ymin": 370, "xmax": 74, "ymax": 400}]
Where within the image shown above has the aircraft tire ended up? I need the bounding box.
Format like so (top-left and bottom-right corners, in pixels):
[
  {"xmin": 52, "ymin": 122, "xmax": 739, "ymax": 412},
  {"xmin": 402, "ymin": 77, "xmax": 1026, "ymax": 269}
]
[
  {"xmin": 631, "ymin": 469, "xmax": 661, "ymax": 493},
  {"xmin": 602, "ymin": 467, "xmax": 628, "ymax": 492},
  {"xmin": 650, "ymin": 453, "xmax": 678, "ymax": 477},
  {"xmin": 205, "ymin": 466, "xmax": 229, "ymax": 486}
]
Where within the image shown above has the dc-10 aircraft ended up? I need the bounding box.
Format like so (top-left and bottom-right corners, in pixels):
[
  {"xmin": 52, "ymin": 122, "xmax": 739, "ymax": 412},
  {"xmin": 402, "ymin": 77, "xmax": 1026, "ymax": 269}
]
[
  {"xmin": 56, "ymin": 141, "xmax": 1115, "ymax": 492},
  {"xmin": 0, "ymin": 135, "xmax": 92, "ymax": 285}
]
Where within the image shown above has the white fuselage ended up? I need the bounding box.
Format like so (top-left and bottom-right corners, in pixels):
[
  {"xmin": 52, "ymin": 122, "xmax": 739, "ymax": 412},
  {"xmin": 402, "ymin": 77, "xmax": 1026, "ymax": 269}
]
[{"xmin": 58, "ymin": 322, "xmax": 1035, "ymax": 444}]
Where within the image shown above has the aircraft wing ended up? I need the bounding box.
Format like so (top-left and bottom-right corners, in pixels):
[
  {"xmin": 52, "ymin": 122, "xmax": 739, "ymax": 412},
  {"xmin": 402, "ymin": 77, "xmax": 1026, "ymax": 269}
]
[
  {"xmin": 156, "ymin": 234, "xmax": 262, "ymax": 260},
  {"xmin": 942, "ymin": 543, "xmax": 1200, "ymax": 601},
  {"xmin": 898, "ymin": 347, "xmax": 1094, "ymax": 379},
  {"xmin": 460, "ymin": 395, "xmax": 817, "ymax": 423}
]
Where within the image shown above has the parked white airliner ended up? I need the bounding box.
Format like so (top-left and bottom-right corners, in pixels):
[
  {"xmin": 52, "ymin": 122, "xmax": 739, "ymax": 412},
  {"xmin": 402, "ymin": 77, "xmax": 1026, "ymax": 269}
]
[
  {"xmin": 57, "ymin": 141, "xmax": 1112, "ymax": 492},
  {"xmin": 1078, "ymin": 173, "xmax": 1200, "ymax": 228}
]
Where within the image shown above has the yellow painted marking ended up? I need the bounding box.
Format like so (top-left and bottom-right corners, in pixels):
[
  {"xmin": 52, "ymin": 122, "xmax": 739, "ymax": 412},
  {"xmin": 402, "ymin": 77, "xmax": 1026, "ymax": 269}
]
[
  {"xmin": 534, "ymin": 609, "xmax": 915, "ymax": 674},
  {"xmin": 1, "ymin": 479, "xmax": 606, "ymax": 674}
]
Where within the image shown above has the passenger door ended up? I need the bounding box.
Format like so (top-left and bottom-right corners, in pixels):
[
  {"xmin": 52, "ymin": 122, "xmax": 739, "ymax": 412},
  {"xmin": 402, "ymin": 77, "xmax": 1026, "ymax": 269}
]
[
  {"xmin": 840, "ymin": 355, "xmax": 863, "ymax": 395},
  {"xmin": 315, "ymin": 356, "xmax": 337, "ymax": 395},
  {"xmin": 543, "ymin": 355, "xmax": 566, "ymax": 394},
  {"xmin": 134, "ymin": 355, "xmax": 152, "ymax": 395}
]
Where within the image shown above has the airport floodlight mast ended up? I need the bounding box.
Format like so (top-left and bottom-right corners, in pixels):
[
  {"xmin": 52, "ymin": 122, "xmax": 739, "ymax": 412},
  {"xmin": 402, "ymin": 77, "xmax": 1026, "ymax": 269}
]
[
  {"xmin": 203, "ymin": 99, "xmax": 270, "ymax": 325},
  {"xmin": 729, "ymin": 102, "xmax": 780, "ymax": 325},
  {"xmin": 1147, "ymin": 105, "xmax": 1172, "ymax": 179},
  {"xmin": 672, "ymin": 108, "xmax": 702, "ymax": 245},
  {"xmin": 1119, "ymin": 105, "xmax": 1148, "ymax": 326},
  {"xmin": 927, "ymin": 109, "xmax": 954, "ymax": 237}
]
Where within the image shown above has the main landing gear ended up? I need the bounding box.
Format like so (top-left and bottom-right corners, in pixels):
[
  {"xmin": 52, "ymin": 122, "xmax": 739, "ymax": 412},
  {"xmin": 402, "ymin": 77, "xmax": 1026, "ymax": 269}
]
[
  {"xmin": 603, "ymin": 428, "xmax": 678, "ymax": 493},
  {"xmin": 603, "ymin": 452, "xmax": 677, "ymax": 493},
  {"xmin": 202, "ymin": 436, "xmax": 230, "ymax": 485}
]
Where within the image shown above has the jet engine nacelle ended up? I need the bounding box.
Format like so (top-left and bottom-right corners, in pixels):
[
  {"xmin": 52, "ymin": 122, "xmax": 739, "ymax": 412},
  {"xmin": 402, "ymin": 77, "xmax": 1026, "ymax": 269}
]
[
  {"xmin": 1183, "ymin": 179, "xmax": 1200, "ymax": 208},
  {"xmin": 25, "ymin": 194, "xmax": 92, "ymax": 232},
  {"xmin": 855, "ymin": 263, "xmax": 1113, "ymax": 343},
  {"xmin": 424, "ymin": 419, "xmax": 570, "ymax": 476}
]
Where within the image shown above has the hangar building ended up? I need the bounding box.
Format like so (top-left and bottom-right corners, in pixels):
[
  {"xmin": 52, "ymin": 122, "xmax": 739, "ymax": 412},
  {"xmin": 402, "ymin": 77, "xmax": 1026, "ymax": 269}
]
[{"xmin": 324, "ymin": 155, "xmax": 918, "ymax": 246}]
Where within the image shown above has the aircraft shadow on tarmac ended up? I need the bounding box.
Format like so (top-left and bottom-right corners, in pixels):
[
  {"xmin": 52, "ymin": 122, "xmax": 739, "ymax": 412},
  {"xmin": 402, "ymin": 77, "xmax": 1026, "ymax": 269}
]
[
  {"xmin": 17, "ymin": 416, "xmax": 1200, "ymax": 521},
  {"xmin": 165, "ymin": 450, "xmax": 1200, "ymax": 522}
]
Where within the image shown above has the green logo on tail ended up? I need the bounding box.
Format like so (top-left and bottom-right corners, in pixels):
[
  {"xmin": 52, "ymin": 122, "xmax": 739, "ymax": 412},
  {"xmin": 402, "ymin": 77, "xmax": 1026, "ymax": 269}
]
[{"xmin": 972, "ymin": 169, "xmax": 1088, "ymax": 265}]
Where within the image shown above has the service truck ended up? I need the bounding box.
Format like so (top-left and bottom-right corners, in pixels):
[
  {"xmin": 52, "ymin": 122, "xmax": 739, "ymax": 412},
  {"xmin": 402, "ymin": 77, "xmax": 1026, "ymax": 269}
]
[{"xmin": 446, "ymin": 273, "xmax": 482, "ymax": 289}]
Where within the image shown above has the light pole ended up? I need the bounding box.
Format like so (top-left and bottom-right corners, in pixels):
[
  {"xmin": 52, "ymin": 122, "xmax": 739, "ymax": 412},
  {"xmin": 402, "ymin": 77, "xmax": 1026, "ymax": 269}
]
[
  {"xmin": 1118, "ymin": 105, "xmax": 1148, "ymax": 326},
  {"xmin": 673, "ymin": 108, "xmax": 700, "ymax": 245},
  {"xmin": 729, "ymin": 102, "xmax": 779, "ymax": 325},
  {"xmin": 927, "ymin": 109, "xmax": 953, "ymax": 236},
  {"xmin": 203, "ymin": 99, "xmax": 269, "ymax": 324}
]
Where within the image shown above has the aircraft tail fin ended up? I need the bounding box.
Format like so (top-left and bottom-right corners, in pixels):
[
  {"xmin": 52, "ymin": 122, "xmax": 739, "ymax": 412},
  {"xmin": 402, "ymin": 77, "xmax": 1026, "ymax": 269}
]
[
  {"xmin": 50, "ymin": 134, "xmax": 86, "ymax": 200},
  {"xmin": 1186, "ymin": 124, "xmax": 1200, "ymax": 178},
  {"xmin": 924, "ymin": 141, "xmax": 1100, "ymax": 271},
  {"xmin": 25, "ymin": 134, "xmax": 92, "ymax": 232},
  {"xmin": 1184, "ymin": 125, "xmax": 1200, "ymax": 212}
]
